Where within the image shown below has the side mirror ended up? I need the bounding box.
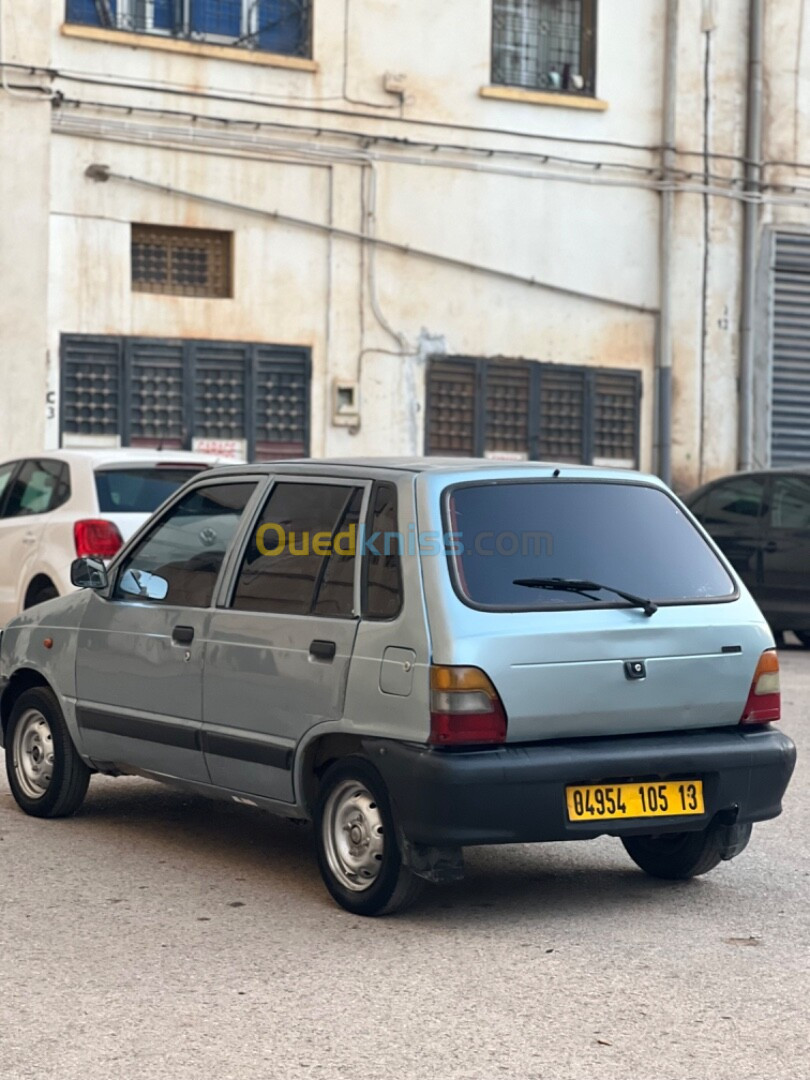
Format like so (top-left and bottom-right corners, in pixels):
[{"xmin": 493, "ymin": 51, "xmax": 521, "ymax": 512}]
[{"xmin": 70, "ymin": 557, "xmax": 109, "ymax": 591}]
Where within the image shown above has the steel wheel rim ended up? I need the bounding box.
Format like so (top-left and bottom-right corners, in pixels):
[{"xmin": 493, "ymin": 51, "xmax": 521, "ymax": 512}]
[
  {"xmin": 12, "ymin": 709, "xmax": 55, "ymax": 800},
  {"xmin": 322, "ymin": 780, "xmax": 385, "ymax": 893}
]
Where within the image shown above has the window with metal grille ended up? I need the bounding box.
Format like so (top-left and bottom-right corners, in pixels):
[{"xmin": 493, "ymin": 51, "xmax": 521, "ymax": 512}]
[
  {"xmin": 132, "ymin": 225, "xmax": 232, "ymax": 298},
  {"xmin": 492, "ymin": 0, "xmax": 596, "ymax": 95},
  {"xmin": 60, "ymin": 335, "xmax": 310, "ymax": 460},
  {"xmin": 425, "ymin": 357, "xmax": 640, "ymax": 468},
  {"xmin": 65, "ymin": 0, "xmax": 313, "ymax": 57}
]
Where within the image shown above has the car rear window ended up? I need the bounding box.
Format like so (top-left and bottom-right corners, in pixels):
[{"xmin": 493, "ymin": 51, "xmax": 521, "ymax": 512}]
[
  {"xmin": 95, "ymin": 466, "xmax": 208, "ymax": 514},
  {"xmin": 444, "ymin": 481, "xmax": 736, "ymax": 610}
]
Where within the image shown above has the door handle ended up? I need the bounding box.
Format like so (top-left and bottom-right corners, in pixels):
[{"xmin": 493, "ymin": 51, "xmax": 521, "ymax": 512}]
[
  {"xmin": 764, "ymin": 541, "xmax": 778, "ymax": 553},
  {"xmin": 310, "ymin": 639, "xmax": 336, "ymax": 662},
  {"xmin": 22, "ymin": 532, "xmax": 37, "ymax": 546},
  {"xmin": 172, "ymin": 625, "xmax": 195, "ymax": 646}
]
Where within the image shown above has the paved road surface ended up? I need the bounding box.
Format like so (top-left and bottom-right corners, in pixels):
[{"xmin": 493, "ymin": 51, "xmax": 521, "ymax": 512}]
[{"xmin": 0, "ymin": 649, "xmax": 807, "ymax": 1080}]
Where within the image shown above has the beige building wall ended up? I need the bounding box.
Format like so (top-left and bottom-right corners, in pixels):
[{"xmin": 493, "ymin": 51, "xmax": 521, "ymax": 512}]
[{"xmin": 2, "ymin": 0, "xmax": 808, "ymax": 488}]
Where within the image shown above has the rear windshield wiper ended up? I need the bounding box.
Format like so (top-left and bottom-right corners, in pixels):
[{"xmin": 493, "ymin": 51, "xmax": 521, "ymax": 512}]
[{"xmin": 513, "ymin": 577, "xmax": 658, "ymax": 618}]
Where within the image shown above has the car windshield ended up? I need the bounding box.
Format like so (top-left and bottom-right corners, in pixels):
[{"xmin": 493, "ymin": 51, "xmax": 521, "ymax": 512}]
[
  {"xmin": 444, "ymin": 480, "xmax": 736, "ymax": 610},
  {"xmin": 95, "ymin": 466, "xmax": 208, "ymax": 514}
]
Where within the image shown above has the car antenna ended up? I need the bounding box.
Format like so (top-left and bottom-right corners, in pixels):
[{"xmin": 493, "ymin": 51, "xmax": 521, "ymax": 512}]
[{"xmin": 552, "ymin": 468, "xmax": 561, "ymax": 478}]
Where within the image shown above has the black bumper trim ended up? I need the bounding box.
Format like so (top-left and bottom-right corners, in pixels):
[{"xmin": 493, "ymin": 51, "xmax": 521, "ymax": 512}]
[{"xmin": 363, "ymin": 727, "xmax": 797, "ymax": 847}]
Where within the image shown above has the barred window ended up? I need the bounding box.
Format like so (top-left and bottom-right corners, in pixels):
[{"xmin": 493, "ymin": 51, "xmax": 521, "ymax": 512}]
[
  {"xmin": 132, "ymin": 225, "xmax": 232, "ymax": 298},
  {"xmin": 65, "ymin": 1, "xmax": 313, "ymax": 58},
  {"xmin": 426, "ymin": 357, "xmax": 640, "ymax": 468},
  {"xmin": 60, "ymin": 335, "xmax": 311, "ymax": 460},
  {"xmin": 492, "ymin": 0, "xmax": 596, "ymax": 95}
]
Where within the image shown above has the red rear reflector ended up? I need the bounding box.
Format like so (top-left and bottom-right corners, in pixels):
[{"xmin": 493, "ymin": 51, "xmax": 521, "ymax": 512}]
[
  {"xmin": 740, "ymin": 650, "xmax": 781, "ymax": 725},
  {"xmin": 74, "ymin": 519, "xmax": 124, "ymax": 559},
  {"xmin": 429, "ymin": 666, "xmax": 507, "ymax": 746}
]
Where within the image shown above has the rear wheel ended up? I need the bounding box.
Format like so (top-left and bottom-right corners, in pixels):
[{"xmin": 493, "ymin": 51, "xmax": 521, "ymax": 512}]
[
  {"xmin": 315, "ymin": 756, "xmax": 424, "ymax": 916},
  {"xmin": 5, "ymin": 688, "xmax": 90, "ymax": 818},
  {"xmin": 795, "ymin": 631, "xmax": 810, "ymax": 648},
  {"xmin": 622, "ymin": 825, "xmax": 727, "ymax": 880}
]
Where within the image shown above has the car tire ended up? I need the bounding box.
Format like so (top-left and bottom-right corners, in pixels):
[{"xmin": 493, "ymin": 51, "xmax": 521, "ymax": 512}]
[
  {"xmin": 795, "ymin": 631, "xmax": 810, "ymax": 648},
  {"xmin": 315, "ymin": 756, "xmax": 424, "ymax": 916},
  {"xmin": 5, "ymin": 687, "xmax": 91, "ymax": 818},
  {"xmin": 621, "ymin": 825, "xmax": 727, "ymax": 880}
]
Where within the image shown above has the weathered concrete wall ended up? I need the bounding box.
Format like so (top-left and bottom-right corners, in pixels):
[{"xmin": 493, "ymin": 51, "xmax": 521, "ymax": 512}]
[
  {"xmin": 0, "ymin": 3, "xmax": 52, "ymax": 457},
  {"xmin": 3, "ymin": 0, "xmax": 807, "ymax": 484}
]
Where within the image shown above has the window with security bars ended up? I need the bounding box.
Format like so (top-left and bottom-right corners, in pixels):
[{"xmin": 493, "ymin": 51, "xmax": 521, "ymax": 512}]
[
  {"xmin": 426, "ymin": 357, "xmax": 640, "ymax": 468},
  {"xmin": 132, "ymin": 225, "xmax": 232, "ymax": 298},
  {"xmin": 65, "ymin": 0, "xmax": 312, "ymax": 57},
  {"xmin": 60, "ymin": 335, "xmax": 310, "ymax": 460},
  {"xmin": 492, "ymin": 0, "xmax": 596, "ymax": 95}
]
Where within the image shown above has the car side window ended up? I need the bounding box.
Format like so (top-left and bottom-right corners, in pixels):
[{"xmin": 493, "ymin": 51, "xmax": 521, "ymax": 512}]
[
  {"xmin": 702, "ymin": 477, "xmax": 766, "ymax": 527},
  {"xmin": 364, "ymin": 482, "xmax": 403, "ymax": 620},
  {"xmin": 770, "ymin": 475, "xmax": 810, "ymax": 530},
  {"xmin": 232, "ymin": 482, "xmax": 365, "ymax": 617},
  {"xmin": 0, "ymin": 461, "xmax": 17, "ymax": 516},
  {"xmin": 114, "ymin": 482, "xmax": 257, "ymax": 608},
  {"xmin": 4, "ymin": 459, "xmax": 70, "ymax": 518}
]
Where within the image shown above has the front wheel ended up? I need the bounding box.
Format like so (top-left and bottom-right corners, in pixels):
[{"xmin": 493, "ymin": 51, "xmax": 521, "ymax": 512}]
[
  {"xmin": 315, "ymin": 756, "xmax": 424, "ymax": 916},
  {"xmin": 622, "ymin": 825, "xmax": 729, "ymax": 880},
  {"xmin": 5, "ymin": 688, "xmax": 91, "ymax": 818}
]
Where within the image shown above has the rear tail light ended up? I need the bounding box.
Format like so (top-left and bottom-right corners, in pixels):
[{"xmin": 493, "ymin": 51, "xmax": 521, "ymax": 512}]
[
  {"xmin": 429, "ymin": 665, "xmax": 507, "ymax": 746},
  {"xmin": 74, "ymin": 519, "xmax": 124, "ymax": 559},
  {"xmin": 740, "ymin": 650, "xmax": 781, "ymax": 725}
]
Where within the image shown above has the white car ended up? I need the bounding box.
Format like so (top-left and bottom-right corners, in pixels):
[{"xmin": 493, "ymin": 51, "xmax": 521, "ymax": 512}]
[{"xmin": 0, "ymin": 449, "xmax": 236, "ymax": 625}]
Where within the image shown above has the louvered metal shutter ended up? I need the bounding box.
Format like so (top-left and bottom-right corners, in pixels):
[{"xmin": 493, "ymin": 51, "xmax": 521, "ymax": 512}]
[
  {"xmin": 772, "ymin": 233, "xmax": 810, "ymax": 465},
  {"xmin": 253, "ymin": 349, "xmax": 311, "ymax": 460},
  {"xmin": 538, "ymin": 367, "xmax": 586, "ymax": 463},
  {"xmin": 485, "ymin": 362, "xmax": 531, "ymax": 458},
  {"xmin": 127, "ymin": 339, "xmax": 185, "ymax": 448},
  {"xmin": 426, "ymin": 360, "xmax": 478, "ymax": 456},
  {"xmin": 193, "ymin": 342, "xmax": 249, "ymax": 445},
  {"xmin": 61, "ymin": 336, "xmax": 122, "ymax": 438},
  {"xmin": 593, "ymin": 371, "xmax": 640, "ymax": 467}
]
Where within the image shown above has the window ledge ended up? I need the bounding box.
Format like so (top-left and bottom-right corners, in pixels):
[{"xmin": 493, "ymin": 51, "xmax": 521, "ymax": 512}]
[
  {"xmin": 60, "ymin": 23, "xmax": 318, "ymax": 72},
  {"xmin": 480, "ymin": 85, "xmax": 608, "ymax": 112}
]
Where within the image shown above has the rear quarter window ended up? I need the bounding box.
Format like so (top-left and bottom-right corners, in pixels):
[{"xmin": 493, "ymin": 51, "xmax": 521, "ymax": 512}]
[
  {"xmin": 95, "ymin": 466, "xmax": 208, "ymax": 514},
  {"xmin": 444, "ymin": 480, "xmax": 736, "ymax": 611}
]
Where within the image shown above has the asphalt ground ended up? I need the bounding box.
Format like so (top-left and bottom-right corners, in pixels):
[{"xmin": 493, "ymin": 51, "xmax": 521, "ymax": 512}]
[{"xmin": 0, "ymin": 646, "xmax": 807, "ymax": 1080}]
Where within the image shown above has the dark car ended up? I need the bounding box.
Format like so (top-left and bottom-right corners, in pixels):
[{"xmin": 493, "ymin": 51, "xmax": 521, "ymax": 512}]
[{"xmin": 685, "ymin": 469, "xmax": 810, "ymax": 647}]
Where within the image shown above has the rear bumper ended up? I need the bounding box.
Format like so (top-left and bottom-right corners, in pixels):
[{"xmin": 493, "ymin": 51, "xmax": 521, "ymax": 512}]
[{"xmin": 365, "ymin": 727, "xmax": 796, "ymax": 847}]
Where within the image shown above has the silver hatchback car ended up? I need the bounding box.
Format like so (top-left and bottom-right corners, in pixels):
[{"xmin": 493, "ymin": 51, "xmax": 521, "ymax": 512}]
[{"xmin": 0, "ymin": 459, "xmax": 797, "ymax": 915}]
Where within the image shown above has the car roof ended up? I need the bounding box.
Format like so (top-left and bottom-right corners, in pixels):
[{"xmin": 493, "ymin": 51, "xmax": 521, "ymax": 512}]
[
  {"xmin": 0, "ymin": 449, "xmax": 237, "ymax": 470},
  {"xmin": 198, "ymin": 457, "xmax": 660, "ymax": 484},
  {"xmin": 686, "ymin": 465, "xmax": 810, "ymax": 497}
]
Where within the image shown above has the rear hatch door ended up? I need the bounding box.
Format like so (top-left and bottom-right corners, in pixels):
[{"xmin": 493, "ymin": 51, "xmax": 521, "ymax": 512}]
[{"xmin": 425, "ymin": 475, "xmax": 770, "ymax": 741}]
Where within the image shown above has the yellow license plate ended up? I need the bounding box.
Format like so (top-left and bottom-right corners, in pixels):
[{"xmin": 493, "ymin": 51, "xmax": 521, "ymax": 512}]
[{"xmin": 566, "ymin": 780, "xmax": 705, "ymax": 822}]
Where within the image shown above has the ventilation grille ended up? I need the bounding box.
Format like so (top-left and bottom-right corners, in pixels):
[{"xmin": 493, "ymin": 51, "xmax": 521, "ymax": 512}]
[{"xmin": 132, "ymin": 225, "xmax": 231, "ymax": 298}]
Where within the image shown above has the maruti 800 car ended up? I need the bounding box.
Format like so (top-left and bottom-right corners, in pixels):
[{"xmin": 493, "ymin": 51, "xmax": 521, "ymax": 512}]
[{"xmin": 0, "ymin": 459, "xmax": 797, "ymax": 915}]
